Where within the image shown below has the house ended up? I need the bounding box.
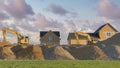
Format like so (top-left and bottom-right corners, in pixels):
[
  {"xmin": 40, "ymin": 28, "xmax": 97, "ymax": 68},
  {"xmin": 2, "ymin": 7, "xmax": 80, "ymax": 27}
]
[
  {"xmin": 40, "ymin": 30, "xmax": 60, "ymax": 46},
  {"xmin": 67, "ymin": 23, "xmax": 118, "ymax": 45},
  {"xmin": 93, "ymin": 23, "xmax": 118, "ymax": 41}
]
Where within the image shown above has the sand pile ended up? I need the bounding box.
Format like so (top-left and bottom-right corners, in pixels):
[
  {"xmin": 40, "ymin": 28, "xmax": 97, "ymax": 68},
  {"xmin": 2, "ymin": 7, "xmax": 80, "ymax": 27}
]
[
  {"xmin": 54, "ymin": 46, "xmax": 75, "ymax": 60},
  {"xmin": 32, "ymin": 45, "xmax": 44, "ymax": 60},
  {"xmin": 0, "ymin": 47, "xmax": 16, "ymax": 59},
  {"xmin": 11, "ymin": 45, "xmax": 44, "ymax": 60},
  {"xmin": 0, "ymin": 41, "xmax": 11, "ymax": 47},
  {"xmin": 67, "ymin": 45, "xmax": 108, "ymax": 60},
  {"xmin": 41, "ymin": 46, "xmax": 75, "ymax": 60},
  {"xmin": 114, "ymin": 46, "xmax": 120, "ymax": 59},
  {"xmin": 97, "ymin": 33, "xmax": 120, "ymax": 59}
]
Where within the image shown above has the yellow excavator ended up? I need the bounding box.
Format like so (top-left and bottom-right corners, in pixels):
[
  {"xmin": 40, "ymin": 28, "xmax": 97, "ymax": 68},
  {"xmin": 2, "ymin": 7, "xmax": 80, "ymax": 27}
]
[
  {"xmin": 74, "ymin": 31, "xmax": 94, "ymax": 45},
  {"xmin": 2, "ymin": 27, "xmax": 29, "ymax": 44}
]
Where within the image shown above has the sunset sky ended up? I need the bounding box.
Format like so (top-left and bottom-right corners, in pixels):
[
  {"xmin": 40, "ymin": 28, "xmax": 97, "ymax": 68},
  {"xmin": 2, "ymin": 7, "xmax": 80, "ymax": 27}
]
[{"xmin": 0, "ymin": 0, "xmax": 120, "ymax": 44}]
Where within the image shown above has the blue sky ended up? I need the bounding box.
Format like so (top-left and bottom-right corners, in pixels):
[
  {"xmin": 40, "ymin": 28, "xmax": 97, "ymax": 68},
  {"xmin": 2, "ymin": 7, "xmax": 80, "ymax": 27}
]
[
  {"xmin": 26, "ymin": 0, "xmax": 98, "ymax": 20},
  {"xmin": 0, "ymin": 0, "xmax": 120, "ymax": 44}
]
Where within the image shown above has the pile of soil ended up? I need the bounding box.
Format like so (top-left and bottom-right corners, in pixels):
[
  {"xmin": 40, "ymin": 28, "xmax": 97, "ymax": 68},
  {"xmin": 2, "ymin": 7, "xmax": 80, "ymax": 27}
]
[
  {"xmin": 54, "ymin": 46, "xmax": 75, "ymax": 60},
  {"xmin": 41, "ymin": 46, "xmax": 75, "ymax": 60},
  {"xmin": 97, "ymin": 33, "xmax": 120, "ymax": 59},
  {"xmin": 11, "ymin": 45, "xmax": 44, "ymax": 60},
  {"xmin": 0, "ymin": 41, "xmax": 11, "ymax": 47},
  {"xmin": 41, "ymin": 46, "xmax": 55, "ymax": 60},
  {"xmin": 97, "ymin": 33, "xmax": 120, "ymax": 46},
  {"xmin": 0, "ymin": 47, "xmax": 16, "ymax": 59},
  {"xmin": 67, "ymin": 45, "xmax": 108, "ymax": 60},
  {"xmin": 114, "ymin": 46, "xmax": 120, "ymax": 59},
  {"xmin": 32, "ymin": 45, "xmax": 44, "ymax": 60}
]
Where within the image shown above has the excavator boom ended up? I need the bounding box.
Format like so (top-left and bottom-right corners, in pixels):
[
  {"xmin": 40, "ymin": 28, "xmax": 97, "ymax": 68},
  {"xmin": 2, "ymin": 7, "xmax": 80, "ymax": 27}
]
[
  {"xmin": 74, "ymin": 31, "xmax": 93, "ymax": 45},
  {"xmin": 2, "ymin": 27, "xmax": 29, "ymax": 44}
]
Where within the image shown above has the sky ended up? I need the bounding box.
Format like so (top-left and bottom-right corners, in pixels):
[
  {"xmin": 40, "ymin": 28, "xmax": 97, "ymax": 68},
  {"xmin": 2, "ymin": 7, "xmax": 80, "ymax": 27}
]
[{"xmin": 0, "ymin": 0, "xmax": 120, "ymax": 44}]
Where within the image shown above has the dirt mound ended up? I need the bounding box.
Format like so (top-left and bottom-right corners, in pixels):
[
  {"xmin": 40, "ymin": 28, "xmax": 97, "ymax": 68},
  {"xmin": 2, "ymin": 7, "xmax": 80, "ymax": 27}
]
[
  {"xmin": 0, "ymin": 47, "xmax": 16, "ymax": 59},
  {"xmin": 97, "ymin": 33, "xmax": 120, "ymax": 46},
  {"xmin": 0, "ymin": 41, "xmax": 11, "ymax": 47},
  {"xmin": 97, "ymin": 33, "xmax": 120, "ymax": 59},
  {"xmin": 54, "ymin": 46, "xmax": 75, "ymax": 60},
  {"xmin": 32, "ymin": 45, "xmax": 44, "ymax": 60},
  {"xmin": 114, "ymin": 46, "xmax": 120, "ymax": 59},
  {"xmin": 67, "ymin": 45, "xmax": 108, "ymax": 60},
  {"xmin": 41, "ymin": 46, "xmax": 55, "ymax": 60},
  {"xmin": 96, "ymin": 44, "xmax": 120, "ymax": 59},
  {"xmin": 11, "ymin": 45, "xmax": 44, "ymax": 60},
  {"xmin": 41, "ymin": 46, "xmax": 75, "ymax": 60}
]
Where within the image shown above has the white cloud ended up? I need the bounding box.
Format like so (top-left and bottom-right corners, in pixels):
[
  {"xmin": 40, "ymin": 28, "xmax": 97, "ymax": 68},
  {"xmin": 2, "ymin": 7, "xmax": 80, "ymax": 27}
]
[{"xmin": 0, "ymin": 0, "xmax": 34, "ymax": 20}]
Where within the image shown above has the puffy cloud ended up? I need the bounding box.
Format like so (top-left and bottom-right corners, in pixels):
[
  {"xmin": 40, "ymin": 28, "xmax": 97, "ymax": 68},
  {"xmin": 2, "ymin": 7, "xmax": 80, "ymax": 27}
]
[
  {"xmin": 63, "ymin": 19, "xmax": 77, "ymax": 32},
  {"xmin": 98, "ymin": 0, "xmax": 120, "ymax": 19},
  {"xmin": 0, "ymin": 0, "xmax": 34, "ymax": 20},
  {"xmin": 0, "ymin": 0, "xmax": 35, "ymax": 43},
  {"xmin": 47, "ymin": 3, "xmax": 69, "ymax": 16},
  {"xmin": 34, "ymin": 13, "xmax": 64, "ymax": 30},
  {"xmin": 0, "ymin": 13, "xmax": 67, "ymax": 44}
]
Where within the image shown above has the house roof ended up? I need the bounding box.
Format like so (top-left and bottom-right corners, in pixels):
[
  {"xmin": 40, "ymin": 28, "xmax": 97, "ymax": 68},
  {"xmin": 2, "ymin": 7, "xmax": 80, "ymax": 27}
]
[
  {"xmin": 40, "ymin": 31, "xmax": 60, "ymax": 37},
  {"xmin": 87, "ymin": 33, "xmax": 99, "ymax": 39},
  {"xmin": 94, "ymin": 23, "xmax": 118, "ymax": 33},
  {"xmin": 67, "ymin": 33, "xmax": 88, "ymax": 40}
]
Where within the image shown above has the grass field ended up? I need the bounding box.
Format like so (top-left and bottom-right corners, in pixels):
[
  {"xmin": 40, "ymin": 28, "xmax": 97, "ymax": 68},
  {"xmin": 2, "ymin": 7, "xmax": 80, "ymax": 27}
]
[{"xmin": 0, "ymin": 60, "xmax": 120, "ymax": 68}]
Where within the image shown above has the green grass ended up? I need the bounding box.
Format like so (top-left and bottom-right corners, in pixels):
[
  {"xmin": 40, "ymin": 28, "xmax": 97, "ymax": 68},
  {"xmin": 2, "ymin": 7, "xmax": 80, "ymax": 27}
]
[{"xmin": 0, "ymin": 60, "xmax": 120, "ymax": 68}]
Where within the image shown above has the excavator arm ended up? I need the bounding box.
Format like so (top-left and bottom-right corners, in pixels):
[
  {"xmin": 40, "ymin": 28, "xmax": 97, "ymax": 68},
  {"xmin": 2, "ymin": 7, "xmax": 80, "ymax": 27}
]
[
  {"xmin": 74, "ymin": 31, "xmax": 93, "ymax": 45},
  {"xmin": 2, "ymin": 28, "xmax": 23, "ymax": 40},
  {"xmin": 2, "ymin": 27, "xmax": 29, "ymax": 44}
]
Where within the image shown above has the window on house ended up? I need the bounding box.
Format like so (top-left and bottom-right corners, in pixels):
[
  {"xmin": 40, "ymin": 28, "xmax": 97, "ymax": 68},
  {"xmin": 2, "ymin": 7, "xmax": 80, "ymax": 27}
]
[
  {"xmin": 106, "ymin": 32, "xmax": 111, "ymax": 38},
  {"xmin": 48, "ymin": 36, "xmax": 53, "ymax": 41}
]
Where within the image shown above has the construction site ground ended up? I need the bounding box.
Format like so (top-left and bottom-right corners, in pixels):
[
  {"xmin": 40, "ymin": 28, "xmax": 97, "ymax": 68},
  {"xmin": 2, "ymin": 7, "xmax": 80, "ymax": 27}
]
[{"xmin": 0, "ymin": 33, "xmax": 120, "ymax": 60}]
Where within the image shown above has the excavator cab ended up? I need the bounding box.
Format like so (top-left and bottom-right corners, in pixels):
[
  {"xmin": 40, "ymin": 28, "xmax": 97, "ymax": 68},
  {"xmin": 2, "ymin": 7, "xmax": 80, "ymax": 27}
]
[
  {"xmin": 25, "ymin": 36, "xmax": 29, "ymax": 43},
  {"xmin": 18, "ymin": 36, "xmax": 29, "ymax": 44}
]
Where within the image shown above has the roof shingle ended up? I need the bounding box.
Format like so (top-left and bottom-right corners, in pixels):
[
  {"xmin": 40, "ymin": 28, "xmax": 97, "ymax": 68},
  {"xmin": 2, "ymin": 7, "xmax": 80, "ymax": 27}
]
[{"xmin": 40, "ymin": 31, "xmax": 60, "ymax": 37}]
